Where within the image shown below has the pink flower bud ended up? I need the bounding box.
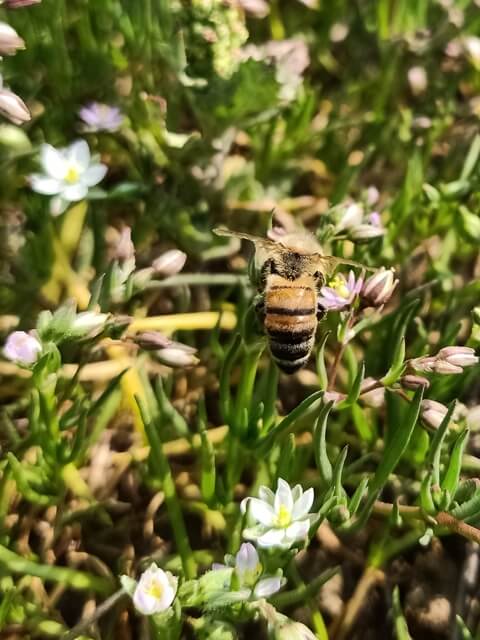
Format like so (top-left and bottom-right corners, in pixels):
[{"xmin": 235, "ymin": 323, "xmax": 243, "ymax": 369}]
[
  {"xmin": 401, "ymin": 374, "xmax": 430, "ymax": 390},
  {"xmin": 362, "ymin": 267, "xmax": 398, "ymax": 307},
  {"xmin": 156, "ymin": 347, "xmax": 199, "ymax": 368},
  {"xmin": 0, "ymin": 22, "xmax": 24, "ymax": 55},
  {"xmin": 407, "ymin": 66, "xmax": 428, "ymax": 95},
  {"xmin": 421, "ymin": 400, "xmax": 449, "ymax": 430},
  {"xmin": 0, "ymin": 84, "xmax": 30, "ymax": 125},
  {"xmin": 152, "ymin": 249, "xmax": 187, "ymax": 277},
  {"xmin": 2, "ymin": 0, "xmax": 42, "ymax": 7},
  {"xmin": 437, "ymin": 346, "xmax": 478, "ymax": 368}
]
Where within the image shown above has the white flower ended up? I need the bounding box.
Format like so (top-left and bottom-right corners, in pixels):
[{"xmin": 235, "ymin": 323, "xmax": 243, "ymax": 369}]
[
  {"xmin": 4, "ymin": 330, "xmax": 41, "ymax": 364},
  {"xmin": 131, "ymin": 564, "xmax": 178, "ymax": 616},
  {"xmin": 407, "ymin": 66, "xmax": 428, "ymax": 95},
  {"xmin": 213, "ymin": 543, "xmax": 283, "ymax": 601},
  {"xmin": 30, "ymin": 140, "xmax": 107, "ymax": 215},
  {"xmin": 241, "ymin": 479, "xmax": 316, "ymax": 550}
]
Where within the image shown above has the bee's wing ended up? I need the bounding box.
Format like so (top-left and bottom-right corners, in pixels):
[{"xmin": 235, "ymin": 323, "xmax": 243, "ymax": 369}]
[
  {"xmin": 213, "ymin": 227, "xmax": 285, "ymax": 267},
  {"xmin": 310, "ymin": 255, "xmax": 375, "ymax": 277}
]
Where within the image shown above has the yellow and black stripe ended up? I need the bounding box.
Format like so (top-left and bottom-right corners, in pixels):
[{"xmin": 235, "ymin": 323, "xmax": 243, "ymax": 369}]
[{"xmin": 264, "ymin": 280, "xmax": 317, "ymax": 373}]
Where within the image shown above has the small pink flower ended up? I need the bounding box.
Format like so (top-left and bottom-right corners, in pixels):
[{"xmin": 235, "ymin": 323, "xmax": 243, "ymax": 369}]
[
  {"xmin": 318, "ymin": 271, "xmax": 363, "ymax": 311},
  {"xmin": 4, "ymin": 331, "xmax": 41, "ymax": 364}
]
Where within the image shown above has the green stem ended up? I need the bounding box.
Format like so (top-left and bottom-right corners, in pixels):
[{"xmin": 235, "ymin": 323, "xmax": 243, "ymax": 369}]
[
  {"xmin": 0, "ymin": 544, "xmax": 113, "ymax": 593},
  {"xmin": 137, "ymin": 399, "xmax": 197, "ymax": 579},
  {"xmin": 271, "ymin": 566, "xmax": 340, "ymax": 609},
  {"xmin": 288, "ymin": 561, "xmax": 329, "ymax": 640}
]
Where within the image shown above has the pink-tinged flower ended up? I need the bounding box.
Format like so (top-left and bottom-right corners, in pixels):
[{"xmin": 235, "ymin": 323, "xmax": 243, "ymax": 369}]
[
  {"xmin": 4, "ymin": 330, "xmax": 41, "ymax": 364},
  {"xmin": 318, "ymin": 271, "xmax": 363, "ymax": 311},
  {"xmin": 0, "ymin": 75, "xmax": 30, "ymax": 125},
  {"xmin": 241, "ymin": 478, "xmax": 316, "ymax": 550},
  {"xmin": 129, "ymin": 564, "xmax": 178, "ymax": 616},
  {"xmin": 0, "ymin": 22, "xmax": 24, "ymax": 55},
  {"xmin": 78, "ymin": 102, "xmax": 123, "ymax": 133},
  {"xmin": 362, "ymin": 267, "xmax": 398, "ymax": 307},
  {"xmin": 400, "ymin": 374, "xmax": 430, "ymax": 390},
  {"xmin": 349, "ymin": 212, "xmax": 385, "ymax": 241}
]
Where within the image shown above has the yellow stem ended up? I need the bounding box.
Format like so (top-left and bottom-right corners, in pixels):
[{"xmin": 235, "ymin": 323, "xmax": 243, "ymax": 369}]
[{"xmin": 128, "ymin": 311, "xmax": 237, "ymax": 333}]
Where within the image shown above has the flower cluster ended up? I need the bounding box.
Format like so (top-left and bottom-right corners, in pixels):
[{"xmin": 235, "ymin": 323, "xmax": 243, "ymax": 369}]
[{"xmin": 410, "ymin": 347, "xmax": 478, "ymax": 375}]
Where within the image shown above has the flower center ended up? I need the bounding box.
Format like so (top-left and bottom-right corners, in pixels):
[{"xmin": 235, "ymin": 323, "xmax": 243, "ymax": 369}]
[
  {"xmin": 239, "ymin": 562, "xmax": 263, "ymax": 587},
  {"xmin": 65, "ymin": 164, "xmax": 80, "ymax": 184},
  {"xmin": 276, "ymin": 504, "xmax": 292, "ymax": 528},
  {"xmin": 146, "ymin": 579, "xmax": 164, "ymax": 600},
  {"xmin": 328, "ymin": 275, "xmax": 349, "ymax": 298}
]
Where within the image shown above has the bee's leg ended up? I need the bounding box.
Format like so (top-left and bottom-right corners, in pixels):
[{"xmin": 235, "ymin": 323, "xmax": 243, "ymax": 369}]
[{"xmin": 317, "ymin": 302, "xmax": 326, "ymax": 321}]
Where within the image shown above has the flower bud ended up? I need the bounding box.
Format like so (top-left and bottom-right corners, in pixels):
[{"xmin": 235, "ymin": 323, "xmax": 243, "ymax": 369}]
[
  {"xmin": 0, "ymin": 85, "xmax": 30, "ymax": 125},
  {"xmin": 437, "ymin": 346, "xmax": 478, "ymax": 369},
  {"xmin": 273, "ymin": 620, "xmax": 316, "ymax": 640},
  {"xmin": 409, "ymin": 355, "xmax": 437, "ymax": 373},
  {"xmin": 2, "ymin": 0, "xmax": 42, "ymax": 6},
  {"xmin": 4, "ymin": 330, "xmax": 41, "ymax": 364},
  {"xmin": 114, "ymin": 227, "xmax": 135, "ymax": 262},
  {"xmin": 71, "ymin": 311, "xmax": 109, "ymax": 337},
  {"xmin": 156, "ymin": 347, "xmax": 200, "ymax": 368},
  {"xmin": 407, "ymin": 66, "xmax": 428, "ymax": 95},
  {"xmin": 349, "ymin": 223, "xmax": 385, "ymax": 241},
  {"xmin": 400, "ymin": 374, "xmax": 430, "ymax": 390},
  {"xmin": 152, "ymin": 249, "xmax": 187, "ymax": 277},
  {"xmin": 421, "ymin": 400, "xmax": 449, "ymax": 430},
  {"xmin": 335, "ymin": 203, "xmax": 363, "ymax": 232},
  {"xmin": 362, "ymin": 267, "xmax": 398, "ymax": 307},
  {"xmin": 0, "ymin": 22, "xmax": 24, "ymax": 55}
]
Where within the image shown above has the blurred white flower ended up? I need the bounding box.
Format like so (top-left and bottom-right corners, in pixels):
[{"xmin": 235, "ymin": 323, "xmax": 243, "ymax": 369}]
[
  {"xmin": 131, "ymin": 563, "xmax": 178, "ymax": 616},
  {"xmin": 214, "ymin": 543, "xmax": 283, "ymax": 600},
  {"xmin": 30, "ymin": 140, "xmax": 107, "ymax": 215},
  {"xmin": 0, "ymin": 22, "xmax": 24, "ymax": 55},
  {"xmin": 78, "ymin": 102, "xmax": 123, "ymax": 133},
  {"xmin": 4, "ymin": 330, "xmax": 41, "ymax": 364},
  {"xmin": 152, "ymin": 249, "xmax": 187, "ymax": 277},
  {"xmin": 463, "ymin": 36, "xmax": 480, "ymax": 68},
  {"xmin": 329, "ymin": 23, "xmax": 349, "ymax": 43},
  {"xmin": 0, "ymin": 75, "xmax": 30, "ymax": 125},
  {"xmin": 241, "ymin": 478, "xmax": 316, "ymax": 549},
  {"xmin": 237, "ymin": 0, "xmax": 269, "ymax": 17},
  {"xmin": 408, "ymin": 66, "xmax": 428, "ymax": 95},
  {"xmin": 71, "ymin": 311, "xmax": 109, "ymax": 337}
]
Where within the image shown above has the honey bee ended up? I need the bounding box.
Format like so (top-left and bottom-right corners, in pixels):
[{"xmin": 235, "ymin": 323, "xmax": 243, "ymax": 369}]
[{"xmin": 215, "ymin": 227, "xmax": 367, "ymax": 374}]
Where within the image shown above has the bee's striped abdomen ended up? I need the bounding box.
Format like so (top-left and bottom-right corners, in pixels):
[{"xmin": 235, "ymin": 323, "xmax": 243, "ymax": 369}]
[{"xmin": 264, "ymin": 281, "xmax": 317, "ymax": 374}]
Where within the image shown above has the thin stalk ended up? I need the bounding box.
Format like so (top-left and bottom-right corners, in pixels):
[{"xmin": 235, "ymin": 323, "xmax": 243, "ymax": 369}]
[{"xmin": 137, "ymin": 399, "xmax": 197, "ymax": 579}]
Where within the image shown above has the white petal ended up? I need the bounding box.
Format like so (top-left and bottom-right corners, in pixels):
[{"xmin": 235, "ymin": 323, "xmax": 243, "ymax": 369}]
[
  {"xmin": 258, "ymin": 486, "xmax": 275, "ymax": 505},
  {"xmin": 256, "ymin": 528, "xmax": 286, "ymax": 548},
  {"xmin": 40, "ymin": 144, "xmax": 67, "ymax": 179},
  {"xmin": 133, "ymin": 589, "xmax": 160, "ymax": 615},
  {"xmin": 285, "ymin": 519, "xmax": 310, "ymax": 542},
  {"xmin": 292, "ymin": 485, "xmax": 304, "ymax": 504},
  {"xmin": 68, "ymin": 139, "xmax": 90, "ymax": 169},
  {"xmin": 30, "ymin": 174, "xmax": 62, "ymax": 195},
  {"xmin": 236, "ymin": 543, "xmax": 259, "ymax": 572},
  {"xmin": 62, "ymin": 183, "xmax": 88, "ymax": 201},
  {"xmin": 274, "ymin": 478, "xmax": 293, "ymax": 514},
  {"xmin": 82, "ymin": 163, "xmax": 107, "ymax": 186},
  {"xmin": 245, "ymin": 498, "xmax": 276, "ymax": 526},
  {"xmin": 50, "ymin": 196, "xmax": 69, "ymax": 216},
  {"xmin": 292, "ymin": 487, "xmax": 314, "ymax": 520},
  {"xmin": 253, "ymin": 577, "xmax": 282, "ymax": 598}
]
